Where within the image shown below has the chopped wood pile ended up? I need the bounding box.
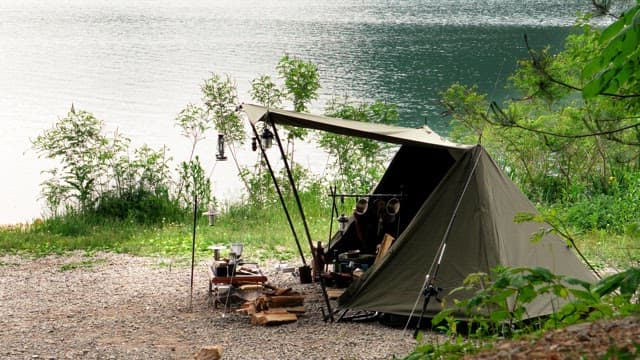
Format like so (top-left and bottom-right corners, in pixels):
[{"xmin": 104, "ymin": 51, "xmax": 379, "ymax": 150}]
[{"xmin": 236, "ymin": 284, "xmax": 306, "ymax": 326}]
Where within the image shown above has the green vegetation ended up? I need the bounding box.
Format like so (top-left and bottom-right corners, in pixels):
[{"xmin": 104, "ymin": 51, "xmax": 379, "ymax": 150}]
[
  {"xmin": 405, "ymin": 267, "xmax": 640, "ymax": 359},
  {"xmin": 401, "ymin": 2, "xmax": 640, "ymax": 358}
]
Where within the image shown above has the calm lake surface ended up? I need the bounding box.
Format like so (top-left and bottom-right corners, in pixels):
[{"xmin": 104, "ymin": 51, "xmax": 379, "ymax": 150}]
[{"xmin": 1, "ymin": 0, "xmax": 595, "ymax": 224}]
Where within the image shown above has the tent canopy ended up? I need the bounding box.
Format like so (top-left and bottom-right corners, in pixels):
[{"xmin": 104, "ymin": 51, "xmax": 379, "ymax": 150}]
[{"xmin": 241, "ymin": 103, "xmax": 471, "ymax": 155}]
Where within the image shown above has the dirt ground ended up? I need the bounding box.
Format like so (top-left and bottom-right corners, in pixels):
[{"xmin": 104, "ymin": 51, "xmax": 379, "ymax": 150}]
[
  {"xmin": 1, "ymin": 251, "xmax": 638, "ymax": 359},
  {"xmin": 0, "ymin": 252, "xmax": 418, "ymax": 360},
  {"xmin": 466, "ymin": 316, "xmax": 640, "ymax": 359}
]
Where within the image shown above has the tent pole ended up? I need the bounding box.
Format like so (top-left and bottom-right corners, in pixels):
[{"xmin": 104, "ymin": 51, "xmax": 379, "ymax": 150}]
[
  {"xmin": 268, "ymin": 116, "xmax": 334, "ymax": 322},
  {"xmin": 250, "ymin": 120, "xmax": 307, "ymax": 266},
  {"xmin": 326, "ymin": 185, "xmax": 337, "ymax": 258},
  {"xmin": 270, "ymin": 119, "xmax": 315, "ymax": 255},
  {"xmin": 190, "ymin": 193, "xmax": 197, "ymax": 312}
]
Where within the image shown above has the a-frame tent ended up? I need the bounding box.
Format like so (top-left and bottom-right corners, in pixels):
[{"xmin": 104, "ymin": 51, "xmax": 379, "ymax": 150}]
[{"xmin": 242, "ymin": 104, "xmax": 596, "ymax": 319}]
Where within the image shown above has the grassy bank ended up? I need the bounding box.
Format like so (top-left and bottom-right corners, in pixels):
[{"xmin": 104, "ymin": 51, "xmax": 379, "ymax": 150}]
[{"xmin": 0, "ymin": 192, "xmax": 331, "ymax": 264}]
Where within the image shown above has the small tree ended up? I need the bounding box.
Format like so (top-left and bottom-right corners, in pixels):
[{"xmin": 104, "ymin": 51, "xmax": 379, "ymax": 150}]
[
  {"xmin": 276, "ymin": 54, "xmax": 321, "ymax": 159},
  {"xmin": 175, "ymin": 103, "xmax": 210, "ymax": 163},
  {"xmin": 32, "ymin": 106, "xmax": 110, "ymax": 213},
  {"xmin": 201, "ymin": 73, "xmax": 248, "ymax": 192},
  {"xmin": 250, "ymin": 74, "xmax": 283, "ymax": 109}
]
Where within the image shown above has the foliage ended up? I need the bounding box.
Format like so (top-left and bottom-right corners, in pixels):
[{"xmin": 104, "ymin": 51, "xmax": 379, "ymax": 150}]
[
  {"xmin": 601, "ymin": 342, "xmax": 640, "ymax": 360},
  {"xmin": 276, "ymin": 54, "xmax": 320, "ymax": 114},
  {"xmin": 319, "ymin": 98, "xmax": 399, "ymax": 194},
  {"xmin": 201, "ymin": 73, "xmax": 245, "ymax": 145},
  {"xmin": 175, "ymin": 103, "xmax": 210, "ymax": 162},
  {"xmin": 430, "ymin": 266, "xmax": 640, "ymax": 341},
  {"xmin": 443, "ymin": 21, "xmax": 640, "ymax": 208},
  {"xmin": 31, "ymin": 106, "xmax": 110, "ymax": 213},
  {"xmin": 177, "ymin": 156, "xmax": 212, "ymax": 213},
  {"xmin": 432, "ymin": 267, "xmax": 571, "ymax": 337},
  {"xmin": 400, "ymin": 334, "xmax": 483, "ymax": 360},
  {"xmin": 275, "ymin": 54, "xmax": 321, "ymax": 147},
  {"xmin": 582, "ymin": 3, "xmax": 640, "ymax": 98},
  {"xmin": 0, "ymin": 184, "xmax": 331, "ymax": 263},
  {"xmin": 250, "ymin": 74, "xmax": 283, "ymax": 109},
  {"xmin": 31, "ymin": 106, "xmax": 182, "ymax": 223}
]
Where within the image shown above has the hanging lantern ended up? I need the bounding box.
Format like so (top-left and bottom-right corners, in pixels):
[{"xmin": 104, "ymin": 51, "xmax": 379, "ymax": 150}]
[
  {"xmin": 260, "ymin": 125, "xmax": 274, "ymax": 149},
  {"xmin": 337, "ymin": 214, "xmax": 349, "ymax": 234},
  {"xmin": 203, "ymin": 204, "xmax": 216, "ymax": 226},
  {"xmin": 216, "ymin": 134, "xmax": 227, "ymax": 161}
]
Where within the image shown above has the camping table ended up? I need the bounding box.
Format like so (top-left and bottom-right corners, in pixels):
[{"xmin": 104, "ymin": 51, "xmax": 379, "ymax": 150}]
[{"xmin": 207, "ymin": 263, "xmax": 267, "ymax": 308}]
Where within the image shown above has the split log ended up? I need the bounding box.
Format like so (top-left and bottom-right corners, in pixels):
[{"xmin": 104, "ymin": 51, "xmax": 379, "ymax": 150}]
[{"xmin": 251, "ymin": 311, "xmax": 298, "ymax": 326}]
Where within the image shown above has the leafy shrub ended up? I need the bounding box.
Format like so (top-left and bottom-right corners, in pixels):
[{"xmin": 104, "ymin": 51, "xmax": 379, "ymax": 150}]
[{"xmin": 431, "ymin": 267, "xmax": 640, "ymax": 339}]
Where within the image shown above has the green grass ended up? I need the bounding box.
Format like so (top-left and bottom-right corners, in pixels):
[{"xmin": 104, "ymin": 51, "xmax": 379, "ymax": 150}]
[
  {"xmin": 0, "ymin": 186, "xmax": 636, "ymax": 273},
  {"xmin": 576, "ymin": 230, "xmax": 639, "ymax": 271},
  {"xmin": 0, "ymin": 192, "xmax": 332, "ymax": 264}
]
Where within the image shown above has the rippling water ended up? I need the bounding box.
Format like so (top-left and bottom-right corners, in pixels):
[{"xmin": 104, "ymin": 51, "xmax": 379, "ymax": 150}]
[{"xmin": 0, "ymin": 0, "xmax": 597, "ymax": 224}]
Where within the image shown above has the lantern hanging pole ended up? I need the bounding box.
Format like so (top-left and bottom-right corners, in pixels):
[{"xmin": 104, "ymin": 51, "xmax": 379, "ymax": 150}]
[
  {"xmin": 250, "ymin": 120, "xmax": 307, "ymax": 266},
  {"xmin": 190, "ymin": 193, "xmax": 198, "ymax": 311}
]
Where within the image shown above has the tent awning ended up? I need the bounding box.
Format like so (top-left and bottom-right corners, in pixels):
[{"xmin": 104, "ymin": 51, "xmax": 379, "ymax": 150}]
[{"xmin": 241, "ymin": 104, "xmax": 472, "ymax": 154}]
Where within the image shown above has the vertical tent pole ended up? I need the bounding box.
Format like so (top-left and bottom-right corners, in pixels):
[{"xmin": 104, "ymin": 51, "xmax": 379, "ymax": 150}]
[
  {"xmin": 270, "ymin": 119, "xmax": 315, "ymax": 254},
  {"xmin": 326, "ymin": 185, "xmax": 337, "ymax": 253},
  {"xmin": 190, "ymin": 194, "xmax": 198, "ymax": 311},
  {"xmin": 250, "ymin": 120, "xmax": 307, "ymax": 266},
  {"xmin": 268, "ymin": 115, "xmax": 334, "ymax": 321}
]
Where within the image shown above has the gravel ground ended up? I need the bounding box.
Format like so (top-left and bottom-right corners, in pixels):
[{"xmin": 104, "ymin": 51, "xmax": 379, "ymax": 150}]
[{"xmin": 0, "ymin": 252, "xmax": 423, "ymax": 360}]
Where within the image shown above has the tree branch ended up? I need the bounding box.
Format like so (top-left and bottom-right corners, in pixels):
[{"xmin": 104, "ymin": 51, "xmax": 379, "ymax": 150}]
[
  {"xmin": 489, "ymin": 101, "xmax": 640, "ymax": 142},
  {"xmin": 524, "ymin": 34, "xmax": 640, "ymax": 99}
]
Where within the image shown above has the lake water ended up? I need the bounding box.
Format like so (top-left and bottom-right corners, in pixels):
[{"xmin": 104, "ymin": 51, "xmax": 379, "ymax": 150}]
[{"xmin": 0, "ymin": 0, "xmax": 596, "ymax": 224}]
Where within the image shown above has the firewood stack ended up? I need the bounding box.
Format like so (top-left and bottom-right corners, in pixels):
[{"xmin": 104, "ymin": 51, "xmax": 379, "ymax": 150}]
[{"xmin": 236, "ymin": 284, "xmax": 306, "ymax": 326}]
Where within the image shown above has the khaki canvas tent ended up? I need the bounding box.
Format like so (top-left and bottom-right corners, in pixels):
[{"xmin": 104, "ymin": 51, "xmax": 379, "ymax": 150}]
[{"xmin": 242, "ymin": 104, "xmax": 596, "ymax": 319}]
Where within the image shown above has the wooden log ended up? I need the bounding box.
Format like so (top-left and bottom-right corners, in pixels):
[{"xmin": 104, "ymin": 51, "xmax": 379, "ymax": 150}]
[
  {"xmin": 252, "ymin": 312, "xmax": 297, "ymax": 325},
  {"xmin": 267, "ymin": 295, "xmax": 304, "ymax": 308}
]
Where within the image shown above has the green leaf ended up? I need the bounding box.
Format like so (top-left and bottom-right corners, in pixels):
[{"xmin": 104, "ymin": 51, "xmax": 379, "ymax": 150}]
[
  {"xmin": 569, "ymin": 288, "xmax": 597, "ymax": 301},
  {"xmin": 565, "ymin": 277, "xmax": 592, "ymax": 290},
  {"xmin": 594, "ymin": 272, "xmax": 625, "ymax": 297},
  {"xmin": 514, "ymin": 212, "xmax": 535, "ymax": 223},
  {"xmin": 530, "ymin": 228, "xmax": 547, "ymax": 243},
  {"xmin": 490, "ymin": 309, "xmax": 510, "ymax": 322},
  {"xmin": 519, "ymin": 285, "xmax": 536, "ymax": 303}
]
